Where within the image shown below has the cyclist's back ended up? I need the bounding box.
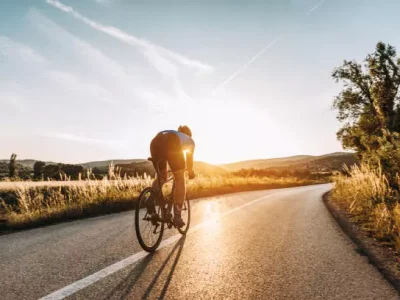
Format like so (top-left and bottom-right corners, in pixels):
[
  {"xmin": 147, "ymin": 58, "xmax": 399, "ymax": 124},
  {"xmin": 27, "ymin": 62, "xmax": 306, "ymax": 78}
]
[{"xmin": 158, "ymin": 130, "xmax": 195, "ymax": 152}]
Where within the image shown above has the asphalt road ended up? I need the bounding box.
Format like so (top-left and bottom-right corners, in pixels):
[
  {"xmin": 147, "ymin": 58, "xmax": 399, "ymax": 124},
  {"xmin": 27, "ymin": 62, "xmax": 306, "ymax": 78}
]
[{"xmin": 1, "ymin": 184, "xmax": 399, "ymax": 300}]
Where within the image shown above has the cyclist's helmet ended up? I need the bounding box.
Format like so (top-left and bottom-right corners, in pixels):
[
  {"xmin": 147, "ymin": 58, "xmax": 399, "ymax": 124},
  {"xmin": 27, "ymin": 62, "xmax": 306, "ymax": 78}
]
[{"xmin": 178, "ymin": 125, "xmax": 192, "ymax": 137}]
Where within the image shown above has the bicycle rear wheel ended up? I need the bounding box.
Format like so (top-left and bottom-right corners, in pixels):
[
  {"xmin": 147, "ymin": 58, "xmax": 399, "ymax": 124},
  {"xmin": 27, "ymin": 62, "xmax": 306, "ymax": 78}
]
[
  {"xmin": 177, "ymin": 196, "xmax": 191, "ymax": 235},
  {"xmin": 135, "ymin": 187, "xmax": 164, "ymax": 252}
]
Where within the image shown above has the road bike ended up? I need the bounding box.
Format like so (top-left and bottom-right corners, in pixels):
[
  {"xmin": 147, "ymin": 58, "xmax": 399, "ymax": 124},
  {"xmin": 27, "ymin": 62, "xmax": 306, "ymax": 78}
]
[{"xmin": 135, "ymin": 157, "xmax": 191, "ymax": 252}]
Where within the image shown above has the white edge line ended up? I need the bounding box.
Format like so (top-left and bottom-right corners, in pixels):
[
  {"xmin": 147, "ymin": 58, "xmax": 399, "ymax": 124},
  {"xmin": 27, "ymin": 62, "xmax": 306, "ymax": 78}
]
[{"xmin": 39, "ymin": 192, "xmax": 277, "ymax": 300}]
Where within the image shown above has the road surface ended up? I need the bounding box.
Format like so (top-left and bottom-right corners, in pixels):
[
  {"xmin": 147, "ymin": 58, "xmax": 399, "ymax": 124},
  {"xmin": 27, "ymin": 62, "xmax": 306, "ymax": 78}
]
[{"xmin": 1, "ymin": 184, "xmax": 398, "ymax": 299}]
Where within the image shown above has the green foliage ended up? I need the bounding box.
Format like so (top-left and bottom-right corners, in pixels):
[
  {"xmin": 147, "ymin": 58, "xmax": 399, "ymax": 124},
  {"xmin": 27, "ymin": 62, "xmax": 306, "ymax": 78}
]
[
  {"xmin": 42, "ymin": 163, "xmax": 84, "ymax": 180},
  {"xmin": 333, "ymin": 42, "xmax": 400, "ymax": 187},
  {"xmin": 0, "ymin": 163, "xmax": 8, "ymax": 179},
  {"xmin": 91, "ymin": 167, "xmax": 107, "ymax": 179},
  {"xmin": 33, "ymin": 161, "xmax": 46, "ymax": 179},
  {"xmin": 61, "ymin": 164, "xmax": 84, "ymax": 180},
  {"xmin": 42, "ymin": 164, "xmax": 61, "ymax": 180},
  {"xmin": 0, "ymin": 162, "xmax": 31, "ymax": 181}
]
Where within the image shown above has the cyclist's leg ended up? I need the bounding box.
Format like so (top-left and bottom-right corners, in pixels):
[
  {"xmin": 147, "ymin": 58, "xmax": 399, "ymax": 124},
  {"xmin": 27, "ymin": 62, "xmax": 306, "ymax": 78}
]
[
  {"xmin": 150, "ymin": 134, "xmax": 169, "ymax": 192},
  {"xmin": 167, "ymin": 145, "xmax": 186, "ymax": 227},
  {"xmin": 166, "ymin": 134, "xmax": 186, "ymax": 208},
  {"xmin": 173, "ymin": 169, "xmax": 185, "ymax": 207},
  {"xmin": 148, "ymin": 135, "xmax": 168, "ymax": 214},
  {"xmin": 171, "ymin": 169, "xmax": 186, "ymax": 227},
  {"xmin": 146, "ymin": 161, "xmax": 166, "ymax": 215}
]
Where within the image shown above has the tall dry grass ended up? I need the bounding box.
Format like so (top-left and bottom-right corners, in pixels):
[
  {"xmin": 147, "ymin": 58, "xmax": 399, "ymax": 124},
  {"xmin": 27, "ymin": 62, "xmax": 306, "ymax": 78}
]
[
  {"xmin": 331, "ymin": 163, "xmax": 400, "ymax": 250},
  {"xmin": 0, "ymin": 166, "xmax": 322, "ymax": 231}
]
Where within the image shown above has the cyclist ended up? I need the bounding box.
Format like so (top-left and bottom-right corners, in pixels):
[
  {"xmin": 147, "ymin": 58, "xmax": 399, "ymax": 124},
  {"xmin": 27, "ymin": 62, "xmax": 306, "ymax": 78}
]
[{"xmin": 147, "ymin": 125, "xmax": 196, "ymax": 228}]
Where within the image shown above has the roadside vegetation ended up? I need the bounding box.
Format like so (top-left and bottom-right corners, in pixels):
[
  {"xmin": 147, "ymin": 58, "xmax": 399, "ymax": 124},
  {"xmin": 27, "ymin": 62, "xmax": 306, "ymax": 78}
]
[
  {"xmin": 0, "ymin": 165, "xmax": 325, "ymax": 232},
  {"xmin": 331, "ymin": 164, "xmax": 400, "ymax": 250},
  {"xmin": 330, "ymin": 41, "xmax": 400, "ymax": 252}
]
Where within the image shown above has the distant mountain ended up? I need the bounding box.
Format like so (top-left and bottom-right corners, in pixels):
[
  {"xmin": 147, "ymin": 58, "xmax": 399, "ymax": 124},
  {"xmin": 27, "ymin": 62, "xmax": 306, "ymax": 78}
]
[
  {"xmin": 293, "ymin": 152, "xmax": 357, "ymax": 172},
  {"xmin": 80, "ymin": 159, "xmax": 147, "ymax": 169},
  {"xmin": 0, "ymin": 152, "xmax": 357, "ymax": 176},
  {"xmin": 193, "ymin": 161, "xmax": 227, "ymax": 175},
  {"xmin": 221, "ymin": 152, "xmax": 357, "ymax": 172},
  {"xmin": 221, "ymin": 155, "xmax": 314, "ymax": 171}
]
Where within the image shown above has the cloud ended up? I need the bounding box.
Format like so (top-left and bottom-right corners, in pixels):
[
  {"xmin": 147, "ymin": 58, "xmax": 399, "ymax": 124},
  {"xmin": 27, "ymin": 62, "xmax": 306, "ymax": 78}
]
[
  {"xmin": 41, "ymin": 132, "xmax": 124, "ymax": 146},
  {"xmin": 46, "ymin": 0, "xmax": 213, "ymax": 73},
  {"xmin": 29, "ymin": 9, "xmax": 151, "ymax": 106},
  {"xmin": 46, "ymin": 70, "xmax": 117, "ymax": 103},
  {"xmin": 306, "ymin": 0, "xmax": 325, "ymax": 15},
  {"xmin": 212, "ymin": 39, "xmax": 277, "ymax": 96},
  {"xmin": 29, "ymin": 9, "xmax": 129, "ymax": 79},
  {"xmin": 0, "ymin": 33, "xmax": 118, "ymax": 110},
  {"xmin": 94, "ymin": 0, "xmax": 111, "ymax": 4},
  {"xmin": 46, "ymin": 0, "xmax": 208, "ymax": 102},
  {"xmin": 0, "ymin": 35, "xmax": 48, "ymax": 64},
  {"xmin": 0, "ymin": 35, "xmax": 50, "ymax": 113},
  {"xmin": 0, "ymin": 84, "xmax": 27, "ymax": 112}
]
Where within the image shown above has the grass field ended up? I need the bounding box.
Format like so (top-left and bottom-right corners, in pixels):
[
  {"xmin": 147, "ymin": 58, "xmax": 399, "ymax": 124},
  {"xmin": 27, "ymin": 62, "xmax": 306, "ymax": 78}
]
[
  {"xmin": 330, "ymin": 163, "xmax": 400, "ymax": 252},
  {"xmin": 0, "ymin": 170, "xmax": 325, "ymax": 232}
]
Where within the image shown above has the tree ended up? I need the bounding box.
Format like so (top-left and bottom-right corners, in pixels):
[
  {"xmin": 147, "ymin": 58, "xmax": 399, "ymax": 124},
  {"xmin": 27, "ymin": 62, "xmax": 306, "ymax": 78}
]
[
  {"xmin": 41, "ymin": 163, "xmax": 84, "ymax": 180},
  {"xmin": 332, "ymin": 42, "xmax": 400, "ymax": 187},
  {"xmin": 43, "ymin": 164, "xmax": 61, "ymax": 180},
  {"xmin": 33, "ymin": 161, "xmax": 46, "ymax": 179},
  {"xmin": 9, "ymin": 153, "xmax": 17, "ymax": 178},
  {"xmin": 60, "ymin": 164, "xmax": 84, "ymax": 180}
]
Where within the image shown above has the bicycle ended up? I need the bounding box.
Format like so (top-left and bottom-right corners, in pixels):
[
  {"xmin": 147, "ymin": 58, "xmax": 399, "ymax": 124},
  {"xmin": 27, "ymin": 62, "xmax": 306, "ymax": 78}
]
[{"xmin": 135, "ymin": 157, "xmax": 191, "ymax": 252}]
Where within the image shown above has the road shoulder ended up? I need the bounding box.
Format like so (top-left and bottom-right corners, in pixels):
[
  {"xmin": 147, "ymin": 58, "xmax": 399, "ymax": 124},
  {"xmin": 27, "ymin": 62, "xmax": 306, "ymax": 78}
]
[{"xmin": 323, "ymin": 191, "xmax": 400, "ymax": 294}]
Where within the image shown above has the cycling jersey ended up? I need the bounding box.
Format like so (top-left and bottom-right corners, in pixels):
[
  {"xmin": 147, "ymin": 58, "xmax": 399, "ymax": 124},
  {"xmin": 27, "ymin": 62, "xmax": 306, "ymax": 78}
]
[
  {"xmin": 150, "ymin": 130, "xmax": 195, "ymax": 172},
  {"xmin": 159, "ymin": 130, "xmax": 195, "ymax": 152}
]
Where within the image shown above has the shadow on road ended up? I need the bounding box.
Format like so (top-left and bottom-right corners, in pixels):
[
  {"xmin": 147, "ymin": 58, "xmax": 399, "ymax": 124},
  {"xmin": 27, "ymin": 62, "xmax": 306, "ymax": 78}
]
[
  {"xmin": 103, "ymin": 235, "xmax": 186, "ymax": 300},
  {"xmin": 142, "ymin": 236, "xmax": 186, "ymax": 299}
]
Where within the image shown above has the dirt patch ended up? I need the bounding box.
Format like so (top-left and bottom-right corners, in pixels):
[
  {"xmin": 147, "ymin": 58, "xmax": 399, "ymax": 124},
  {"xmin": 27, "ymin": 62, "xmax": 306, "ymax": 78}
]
[{"xmin": 323, "ymin": 191, "xmax": 400, "ymax": 294}]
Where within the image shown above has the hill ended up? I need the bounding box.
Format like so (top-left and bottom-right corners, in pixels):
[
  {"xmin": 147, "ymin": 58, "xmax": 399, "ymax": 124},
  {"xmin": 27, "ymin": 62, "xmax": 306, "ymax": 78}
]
[
  {"xmin": 221, "ymin": 152, "xmax": 356, "ymax": 172},
  {"xmin": 292, "ymin": 152, "xmax": 357, "ymax": 172},
  {"xmin": 193, "ymin": 161, "xmax": 227, "ymax": 175},
  {"xmin": 0, "ymin": 152, "xmax": 356, "ymax": 179}
]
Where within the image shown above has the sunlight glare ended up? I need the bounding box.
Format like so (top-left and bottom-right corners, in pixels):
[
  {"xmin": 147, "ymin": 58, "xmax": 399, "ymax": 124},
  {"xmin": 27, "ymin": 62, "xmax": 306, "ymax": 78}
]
[{"xmin": 203, "ymin": 202, "xmax": 221, "ymax": 229}]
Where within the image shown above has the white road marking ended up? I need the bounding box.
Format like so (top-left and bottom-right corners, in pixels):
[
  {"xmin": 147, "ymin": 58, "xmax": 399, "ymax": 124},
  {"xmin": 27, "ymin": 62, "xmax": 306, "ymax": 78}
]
[{"xmin": 39, "ymin": 192, "xmax": 277, "ymax": 300}]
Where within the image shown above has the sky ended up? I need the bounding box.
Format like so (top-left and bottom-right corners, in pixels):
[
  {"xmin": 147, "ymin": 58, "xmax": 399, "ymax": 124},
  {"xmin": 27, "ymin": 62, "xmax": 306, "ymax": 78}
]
[{"xmin": 1, "ymin": 0, "xmax": 400, "ymax": 164}]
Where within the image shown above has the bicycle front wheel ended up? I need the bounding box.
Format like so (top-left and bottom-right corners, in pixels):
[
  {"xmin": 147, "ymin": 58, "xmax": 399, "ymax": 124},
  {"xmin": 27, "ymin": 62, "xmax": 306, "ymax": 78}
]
[
  {"xmin": 177, "ymin": 196, "xmax": 191, "ymax": 235},
  {"xmin": 135, "ymin": 187, "xmax": 164, "ymax": 252}
]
